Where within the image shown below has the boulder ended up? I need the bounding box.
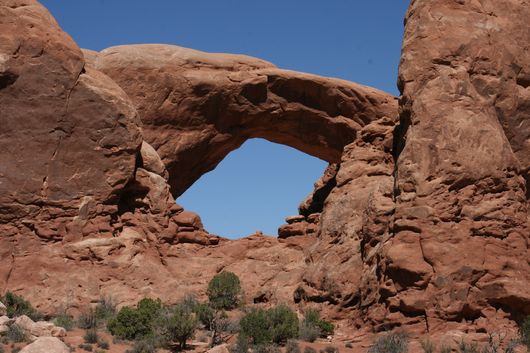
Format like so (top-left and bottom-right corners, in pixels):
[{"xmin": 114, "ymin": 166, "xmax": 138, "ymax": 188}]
[
  {"xmin": 19, "ymin": 337, "xmax": 70, "ymax": 353},
  {"xmin": 140, "ymin": 141, "xmax": 167, "ymax": 177},
  {"xmin": 0, "ymin": 315, "xmax": 11, "ymax": 333},
  {"xmin": 14, "ymin": 315, "xmax": 66, "ymax": 340},
  {"xmin": 0, "ymin": 301, "xmax": 6, "ymax": 316}
]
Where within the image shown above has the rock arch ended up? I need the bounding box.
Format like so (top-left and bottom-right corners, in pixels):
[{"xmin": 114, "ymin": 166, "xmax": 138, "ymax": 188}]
[{"xmin": 87, "ymin": 44, "xmax": 398, "ymax": 197}]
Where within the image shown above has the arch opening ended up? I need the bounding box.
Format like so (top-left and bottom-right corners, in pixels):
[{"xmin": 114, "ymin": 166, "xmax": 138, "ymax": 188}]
[{"xmin": 176, "ymin": 138, "xmax": 327, "ymax": 239}]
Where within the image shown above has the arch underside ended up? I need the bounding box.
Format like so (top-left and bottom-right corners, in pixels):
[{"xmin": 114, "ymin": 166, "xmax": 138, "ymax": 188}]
[{"xmin": 88, "ymin": 44, "xmax": 398, "ymax": 197}]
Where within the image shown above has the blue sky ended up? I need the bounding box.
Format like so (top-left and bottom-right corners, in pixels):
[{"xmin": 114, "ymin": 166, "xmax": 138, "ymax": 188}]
[{"xmin": 40, "ymin": 1, "xmax": 409, "ymax": 238}]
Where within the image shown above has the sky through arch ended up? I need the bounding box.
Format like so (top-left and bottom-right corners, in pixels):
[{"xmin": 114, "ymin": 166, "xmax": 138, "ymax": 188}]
[{"xmin": 177, "ymin": 138, "xmax": 327, "ymax": 238}]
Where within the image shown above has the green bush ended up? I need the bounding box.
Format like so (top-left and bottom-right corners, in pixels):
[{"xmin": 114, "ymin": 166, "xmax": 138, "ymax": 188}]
[
  {"xmin": 107, "ymin": 298, "xmax": 163, "ymax": 340},
  {"xmin": 53, "ymin": 313, "xmax": 75, "ymax": 331},
  {"xmin": 156, "ymin": 303, "xmax": 197, "ymax": 350},
  {"xmin": 368, "ymin": 332, "xmax": 409, "ymax": 353},
  {"xmin": 239, "ymin": 305, "xmax": 298, "ymax": 345},
  {"xmin": 240, "ymin": 308, "xmax": 272, "ymax": 345},
  {"xmin": 301, "ymin": 309, "xmax": 334, "ymax": 338},
  {"xmin": 268, "ymin": 304, "xmax": 299, "ymax": 344},
  {"xmin": 521, "ymin": 316, "xmax": 530, "ymax": 349},
  {"xmin": 304, "ymin": 347, "xmax": 317, "ymax": 353},
  {"xmin": 84, "ymin": 329, "xmax": 99, "ymax": 344},
  {"xmin": 207, "ymin": 272, "xmax": 243, "ymax": 310},
  {"xmin": 194, "ymin": 302, "xmax": 215, "ymax": 329},
  {"xmin": 1, "ymin": 292, "xmax": 41, "ymax": 320}
]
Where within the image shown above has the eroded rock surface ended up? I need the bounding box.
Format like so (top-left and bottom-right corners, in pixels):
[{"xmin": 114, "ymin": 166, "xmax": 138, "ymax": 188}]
[
  {"xmin": 0, "ymin": 0, "xmax": 528, "ymax": 341},
  {"xmin": 90, "ymin": 44, "xmax": 397, "ymax": 197}
]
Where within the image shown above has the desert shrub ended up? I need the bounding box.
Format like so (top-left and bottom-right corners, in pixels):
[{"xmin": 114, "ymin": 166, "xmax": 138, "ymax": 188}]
[
  {"xmin": 125, "ymin": 337, "xmax": 158, "ymax": 353},
  {"xmin": 268, "ymin": 304, "xmax": 299, "ymax": 344},
  {"xmin": 95, "ymin": 297, "xmax": 116, "ymax": 323},
  {"xmin": 319, "ymin": 321, "xmax": 334, "ymax": 336},
  {"xmin": 304, "ymin": 347, "xmax": 317, "ymax": 353},
  {"xmin": 97, "ymin": 338, "xmax": 109, "ymax": 349},
  {"xmin": 521, "ymin": 316, "xmax": 530, "ymax": 349},
  {"xmin": 299, "ymin": 322, "xmax": 320, "ymax": 342},
  {"xmin": 321, "ymin": 346, "xmax": 338, "ymax": 353},
  {"xmin": 286, "ymin": 340, "xmax": 301, "ymax": 353},
  {"xmin": 239, "ymin": 305, "xmax": 298, "ymax": 345},
  {"xmin": 420, "ymin": 340, "xmax": 435, "ymax": 353},
  {"xmin": 207, "ymin": 271, "xmax": 243, "ymax": 310},
  {"xmin": 12, "ymin": 348, "xmax": 21, "ymax": 353},
  {"xmin": 239, "ymin": 308, "xmax": 272, "ymax": 345},
  {"xmin": 194, "ymin": 302, "xmax": 215, "ymax": 329},
  {"xmin": 254, "ymin": 344, "xmax": 281, "ymax": 353},
  {"xmin": 78, "ymin": 310, "xmax": 97, "ymax": 329},
  {"xmin": 229, "ymin": 333, "xmax": 251, "ymax": 353},
  {"xmin": 1, "ymin": 292, "xmax": 41, "ymax": 320},
  {"xmin": 155, "ymin": 303, "xmax": 197, "ymax": 350},
  {"xmin": 0, "ymin": 345, "xmax": 4, "ymax": 353},
  {"xmin": 368, "ymin": 331, "xmax": 409, "ymax": 353},
  {"xmin": 78, "ymin": 343, "xmax": 93, "ymax": 352},
  {"xmin": 53, "ymin": 313, "xmax": 75, "ymax": 331},
  {"xmin": 84, "ymin": 329, "xmax": 99, "ymax": 344},
  {"xmin": 4, "ymin": 324, "xmax": 27, "ymax": 343},
  {"xmin": 301, "ymin": 309, "xmax": 334, "ymax": 338},
  {"xmin": 208, "ymin": 272, "xmax": 244, "ymax": 310},
  {"xmin": 440, "ymin": 346, "xmax": 452, "ymax": 353},
  {"xmin": 458, "ymin": 341, "xmax": 480, "ymax": 353},
  {"xmin": 107, "ymin": 298, "xmax": 163, "ymax": 340}
]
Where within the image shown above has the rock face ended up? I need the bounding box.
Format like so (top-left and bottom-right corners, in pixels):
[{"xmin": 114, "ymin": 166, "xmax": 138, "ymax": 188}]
[
  {"xmin": 0, "ymin": 0, "xmax": 528, "ymax": 340},
  {"xmin": 294, "ymin": 0, "xmax": 530, "ymax": 334},
  {"xmin": 90, "ymin": 44, "xmax": 397, "ymax": 197},
  {"xmin": 387, "ymin": 0, "xmax": 529, "ymax": 328}
]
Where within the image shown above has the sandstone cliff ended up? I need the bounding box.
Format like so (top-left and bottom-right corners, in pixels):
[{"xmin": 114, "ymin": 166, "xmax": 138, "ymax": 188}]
[{"xmin": 0, "ymin": 0, "xmax": 528, "ymax": 340}]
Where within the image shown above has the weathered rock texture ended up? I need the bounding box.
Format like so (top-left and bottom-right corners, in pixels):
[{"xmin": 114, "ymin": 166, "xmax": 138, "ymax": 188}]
[
  {"xmin": 0, "ymin": 0, "xmax": 528, "ymax": 341},
  {"xmin": 89, "ymin": 44, "xmax": 397, "ymax": 197},
  {"xmin": 294, "ymin": 0, "xmax": 530, "ymax": 335},
  {"xmin": 387, "ymin": 0, "xmax": 530, "ymax": 328},
  {"xmin": 19, "ymin": 337, "xmax": 70, "ymax": 353}
]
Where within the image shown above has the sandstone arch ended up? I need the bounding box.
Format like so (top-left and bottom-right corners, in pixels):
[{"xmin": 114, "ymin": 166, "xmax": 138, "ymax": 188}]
[{"xmin": 88, "ymin": 44, "xmax": 398, "ymax": 197}]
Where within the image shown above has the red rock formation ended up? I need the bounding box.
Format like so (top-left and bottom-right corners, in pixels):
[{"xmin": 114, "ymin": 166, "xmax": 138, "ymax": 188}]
[
  {"xmin": 0, "ymin": 0, "xmax": 528, "ymax": 342},
  {"xmin": 89, "ymin": 44, "xmax": 397, "ymax": 197},
  {"xmin": 387, "ymin": 0, "xmax": 530, "ymax": 328}
]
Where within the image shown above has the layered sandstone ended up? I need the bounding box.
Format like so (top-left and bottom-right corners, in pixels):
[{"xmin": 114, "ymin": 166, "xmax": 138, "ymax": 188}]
[{"xmin": 0, "ymin": 0, "xmax": 528, "ymax": 341}]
